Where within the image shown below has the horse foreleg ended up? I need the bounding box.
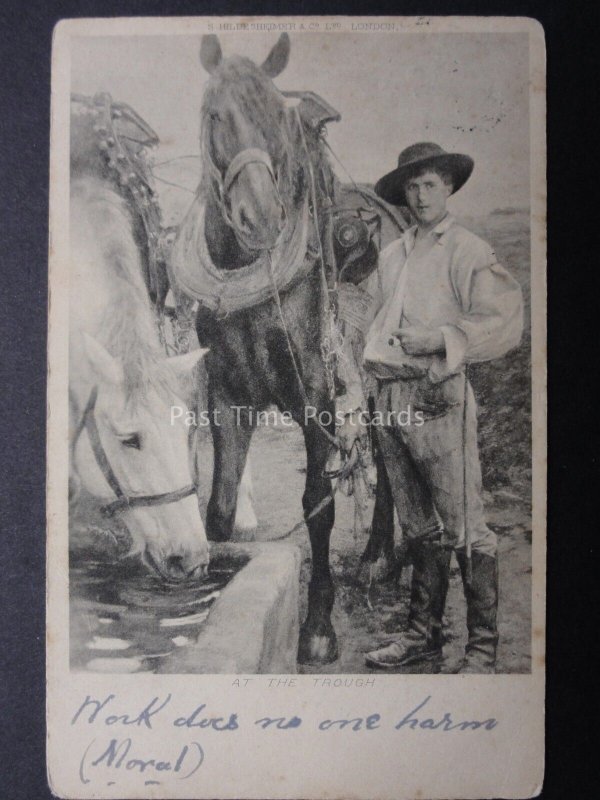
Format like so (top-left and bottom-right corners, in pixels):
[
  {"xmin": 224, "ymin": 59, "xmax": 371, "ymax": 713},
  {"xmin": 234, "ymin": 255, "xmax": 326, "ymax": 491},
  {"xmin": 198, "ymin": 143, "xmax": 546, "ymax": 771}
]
[
  {"xmin": 297, "ymin": 420, "xmax": 338, "ymax": 665},
  {"xmin": 234, "ymin": 459, "xmax": 258, "ymax": 538},
  {"xmin": 206, "ymin": 392, "xmax": 254, "ymax": 542}
]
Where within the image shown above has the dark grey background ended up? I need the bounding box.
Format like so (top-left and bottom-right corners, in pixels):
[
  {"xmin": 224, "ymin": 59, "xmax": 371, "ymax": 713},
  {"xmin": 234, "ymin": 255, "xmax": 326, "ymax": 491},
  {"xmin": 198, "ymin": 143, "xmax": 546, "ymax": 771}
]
[{"xmin": 0, "ymin": 2, "xmax": 591, "ymax": 798}]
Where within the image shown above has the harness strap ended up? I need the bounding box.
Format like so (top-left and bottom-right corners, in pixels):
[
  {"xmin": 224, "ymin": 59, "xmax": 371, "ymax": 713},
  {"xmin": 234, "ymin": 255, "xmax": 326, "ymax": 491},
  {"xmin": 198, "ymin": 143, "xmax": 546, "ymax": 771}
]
[
  {"xmin": 77, "ymin": 386, "xmax": 197, "ymax": 518},
  {"xmin": 293, "ymin": 106, "xmax": 339, "ymax": 402},
  {"xmin": 223, "ymin": 148, "xmax": 276, "ymax": 195},
  {"xmin": 83, "ymin": 387, "xmax": 126, "ymax": 501},
  {"xmin": 100, "ymin": 483, "xmax": 197, "ymax": 519},
  {"xmin": 266, "ymin": 253, "xmax": 338, "ymax": 449}
]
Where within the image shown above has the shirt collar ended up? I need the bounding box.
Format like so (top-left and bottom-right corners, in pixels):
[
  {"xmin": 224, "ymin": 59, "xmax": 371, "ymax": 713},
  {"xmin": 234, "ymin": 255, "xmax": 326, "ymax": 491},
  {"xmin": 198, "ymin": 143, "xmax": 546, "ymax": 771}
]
[{"xmin": 404, "ymin": 214, "xmax": 455, "ymax": 254}]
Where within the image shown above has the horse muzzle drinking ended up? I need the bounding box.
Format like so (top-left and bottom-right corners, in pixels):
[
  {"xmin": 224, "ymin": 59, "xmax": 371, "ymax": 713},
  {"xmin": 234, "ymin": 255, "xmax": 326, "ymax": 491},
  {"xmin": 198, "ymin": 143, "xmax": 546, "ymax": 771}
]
[{"xmin": 137, "ymin": 503, "xmax": 211, "ymax": 584}]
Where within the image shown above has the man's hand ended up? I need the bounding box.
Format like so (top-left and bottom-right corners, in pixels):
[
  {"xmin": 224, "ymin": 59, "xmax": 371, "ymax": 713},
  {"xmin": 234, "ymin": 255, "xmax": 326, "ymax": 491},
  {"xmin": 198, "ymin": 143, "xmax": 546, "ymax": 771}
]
[
  {"xmin": 392, "ymin": 326, "xmax": 445, "ymax": 356},
  {"xmin": 337, "ymin": 410, "xmax": 368, "ymax": 454}
]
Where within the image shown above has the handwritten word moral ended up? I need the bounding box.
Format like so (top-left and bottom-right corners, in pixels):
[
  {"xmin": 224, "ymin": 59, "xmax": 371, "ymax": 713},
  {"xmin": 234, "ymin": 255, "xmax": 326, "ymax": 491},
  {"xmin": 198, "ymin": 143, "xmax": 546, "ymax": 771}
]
[{"xmin": 79, "ymin": 738, "xmax": 203, "ymax": 785}]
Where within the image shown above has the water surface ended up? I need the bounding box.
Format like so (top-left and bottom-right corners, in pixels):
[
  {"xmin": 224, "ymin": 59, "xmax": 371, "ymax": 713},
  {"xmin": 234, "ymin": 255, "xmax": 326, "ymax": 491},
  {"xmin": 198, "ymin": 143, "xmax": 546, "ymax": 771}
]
[{"xmin": 70, "ymin": 558, "xmax": 239, "ymax": 673}]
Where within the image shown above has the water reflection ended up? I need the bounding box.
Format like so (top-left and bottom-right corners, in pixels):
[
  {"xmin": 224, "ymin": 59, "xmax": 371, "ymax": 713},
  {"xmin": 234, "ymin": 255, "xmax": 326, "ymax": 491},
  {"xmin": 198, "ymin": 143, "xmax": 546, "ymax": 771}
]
[{"xmin": 70, "ymin": 559, "xmax": 238, "ymax": 673}]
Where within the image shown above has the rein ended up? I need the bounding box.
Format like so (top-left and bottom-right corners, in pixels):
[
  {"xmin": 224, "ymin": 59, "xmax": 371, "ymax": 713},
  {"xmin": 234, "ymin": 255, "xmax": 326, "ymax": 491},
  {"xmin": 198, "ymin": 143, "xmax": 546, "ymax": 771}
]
[{"xmin": 74, "ymin": 386, "xmax": 197, "ymax": 518}]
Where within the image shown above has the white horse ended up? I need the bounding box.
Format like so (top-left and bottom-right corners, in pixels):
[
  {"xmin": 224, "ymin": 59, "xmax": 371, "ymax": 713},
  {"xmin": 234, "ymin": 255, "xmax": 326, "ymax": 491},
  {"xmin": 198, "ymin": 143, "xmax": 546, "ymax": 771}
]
[{"xmin": 69, "ymin": 175, "xmax": 214, "ymax": 582}]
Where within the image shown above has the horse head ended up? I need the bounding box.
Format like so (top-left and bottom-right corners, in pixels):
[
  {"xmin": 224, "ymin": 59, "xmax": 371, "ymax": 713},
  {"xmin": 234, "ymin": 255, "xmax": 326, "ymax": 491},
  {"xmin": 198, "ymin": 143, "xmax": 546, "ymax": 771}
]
[
  {"xmin": 72, "ymin": 331, "xmax": 210, "ymax": 583},
  {"xmin": 199, "ymin": 34, "xmax": 299, "ymax": 252}
]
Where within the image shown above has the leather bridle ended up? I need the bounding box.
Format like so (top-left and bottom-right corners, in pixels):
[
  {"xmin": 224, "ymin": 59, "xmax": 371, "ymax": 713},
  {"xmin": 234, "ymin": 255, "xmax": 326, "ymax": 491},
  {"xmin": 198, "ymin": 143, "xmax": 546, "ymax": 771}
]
[
  {"xmin": 223, "ymin": 148, "xmax": 277, "ymax": 196},
  {"xmin": 73, "ymin": 386, "xmax": 198, "ymax": 518},
  {"xmin": 208, "ymin": 146, "xmax": 284, "ymax": 231}
]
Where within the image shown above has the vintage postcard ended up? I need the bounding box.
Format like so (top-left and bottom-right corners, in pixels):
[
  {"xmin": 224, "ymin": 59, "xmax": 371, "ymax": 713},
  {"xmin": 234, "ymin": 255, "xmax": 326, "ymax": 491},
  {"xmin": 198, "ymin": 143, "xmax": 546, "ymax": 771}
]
[{"xmin": 47, "ymin": 15, "xmax": 546, "ymax": 799}]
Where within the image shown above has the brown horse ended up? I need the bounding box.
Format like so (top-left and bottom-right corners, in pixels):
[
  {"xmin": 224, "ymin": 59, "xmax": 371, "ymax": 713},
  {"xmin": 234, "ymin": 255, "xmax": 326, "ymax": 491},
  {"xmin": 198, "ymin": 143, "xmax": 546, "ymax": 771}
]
[{"xmin": 172, "ymin": 34, "xmax": 383, "ymax": 664}]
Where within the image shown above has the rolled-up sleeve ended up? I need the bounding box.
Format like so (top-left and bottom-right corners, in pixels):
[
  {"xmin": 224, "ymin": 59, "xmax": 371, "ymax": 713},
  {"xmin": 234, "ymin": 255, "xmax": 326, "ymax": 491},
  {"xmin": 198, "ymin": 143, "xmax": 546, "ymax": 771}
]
[{"xmin": 430, "ymin": 236, "xmax": 523, "ymax": 383}]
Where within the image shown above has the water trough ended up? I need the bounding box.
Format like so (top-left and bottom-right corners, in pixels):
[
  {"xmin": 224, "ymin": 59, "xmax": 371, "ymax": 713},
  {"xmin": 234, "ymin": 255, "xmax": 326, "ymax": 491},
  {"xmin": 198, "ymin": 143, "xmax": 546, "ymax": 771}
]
[
  {"xmin": 70, "ymin": 537, "xmax": 301, "ymax": 675},
  {"xmin": 159, "ymin": 542, "xmax": 301, "ymax": 674}
]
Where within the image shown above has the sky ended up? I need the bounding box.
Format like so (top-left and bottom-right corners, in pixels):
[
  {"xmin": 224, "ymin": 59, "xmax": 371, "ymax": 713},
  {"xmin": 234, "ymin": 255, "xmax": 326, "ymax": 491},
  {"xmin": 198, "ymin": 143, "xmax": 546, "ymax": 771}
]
[{"xmin": 71, "ymin": 31, "xmax": 530, "ymax": 223}]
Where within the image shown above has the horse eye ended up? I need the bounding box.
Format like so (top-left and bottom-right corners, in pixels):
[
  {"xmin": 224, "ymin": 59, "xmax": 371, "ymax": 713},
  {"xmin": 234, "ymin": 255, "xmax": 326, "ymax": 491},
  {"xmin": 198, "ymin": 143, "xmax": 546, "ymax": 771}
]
[{"xmin": 120, "ymin": 433, "xmax": 141, "ymax": 450}]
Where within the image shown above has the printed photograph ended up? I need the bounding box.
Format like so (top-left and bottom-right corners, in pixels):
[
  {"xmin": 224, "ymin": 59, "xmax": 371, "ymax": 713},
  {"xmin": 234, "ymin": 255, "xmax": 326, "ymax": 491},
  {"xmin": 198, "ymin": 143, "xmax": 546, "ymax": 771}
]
[{"xmin": 67, "ymin": 28, "xmax": 532, "ymax": 675}]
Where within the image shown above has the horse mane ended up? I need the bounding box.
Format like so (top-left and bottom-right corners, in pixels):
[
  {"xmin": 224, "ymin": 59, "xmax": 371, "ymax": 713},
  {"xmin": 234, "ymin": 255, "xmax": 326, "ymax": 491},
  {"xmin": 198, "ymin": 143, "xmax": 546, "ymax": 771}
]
[
  {"xmin": 71, "ymin": 176, "xmax": 169, "ymax": 408},
  {"xmin": 199, "ymin": 55, "xmax": 334, "ymax": 208}
]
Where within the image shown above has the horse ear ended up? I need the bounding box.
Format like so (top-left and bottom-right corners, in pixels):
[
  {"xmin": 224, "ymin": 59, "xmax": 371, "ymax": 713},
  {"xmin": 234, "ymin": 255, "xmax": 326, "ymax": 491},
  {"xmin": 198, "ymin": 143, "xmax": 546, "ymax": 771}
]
[
  {"xmin": 164, "ymin": 348, "xmax": 209, "ymax": 405},
  {"xmin": 200, "ymin": 35, "xmax": 223, "ymax": 74},
  {"xmin": 82, "ymin": 333, "xmax": 124, "ymax": 385},
  {"xmin": 261, "ymin": 33, "xmax": 290, "ymax": 78}
]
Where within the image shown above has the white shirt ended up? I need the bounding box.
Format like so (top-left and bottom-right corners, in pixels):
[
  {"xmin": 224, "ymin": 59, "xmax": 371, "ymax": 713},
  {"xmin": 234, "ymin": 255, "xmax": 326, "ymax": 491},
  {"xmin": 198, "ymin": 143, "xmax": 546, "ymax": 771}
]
[
  {"xmin": 363, "ymin": 214, "xmax": 524, "ymax": 381},
  {"xmin": 336, "ymin": 214, "xmax": 524, "ymax": 415}
]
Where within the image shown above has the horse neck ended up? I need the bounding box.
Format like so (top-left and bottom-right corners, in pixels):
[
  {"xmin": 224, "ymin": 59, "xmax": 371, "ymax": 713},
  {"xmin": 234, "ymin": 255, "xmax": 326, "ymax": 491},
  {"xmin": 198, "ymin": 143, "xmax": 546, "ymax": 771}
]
[
  {"xmin": 71, "ymin": 176, "xmax": 162, "ymax": 385},
  {"xmin": 105, "ymin": 277, "xmax": 162, "ymax": 377}
]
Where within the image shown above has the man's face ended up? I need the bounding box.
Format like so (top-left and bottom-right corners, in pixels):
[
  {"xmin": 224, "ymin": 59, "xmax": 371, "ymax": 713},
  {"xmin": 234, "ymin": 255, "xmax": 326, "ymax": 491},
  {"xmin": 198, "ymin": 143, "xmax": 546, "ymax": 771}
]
[{"xmin": 404, "ymin": 170, "xmax": 452, "ymax": 227}]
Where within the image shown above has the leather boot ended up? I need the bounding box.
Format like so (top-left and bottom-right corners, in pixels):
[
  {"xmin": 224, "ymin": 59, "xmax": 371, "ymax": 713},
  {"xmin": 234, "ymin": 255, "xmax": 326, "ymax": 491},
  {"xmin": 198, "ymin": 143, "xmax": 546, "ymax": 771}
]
[
  {"xmin": 455, "ymin": 549, "xmax": 499, "ymax": 674},
  {"xmin": 365, "ymin": 538, "xmax": 451, "ymax": 668}
]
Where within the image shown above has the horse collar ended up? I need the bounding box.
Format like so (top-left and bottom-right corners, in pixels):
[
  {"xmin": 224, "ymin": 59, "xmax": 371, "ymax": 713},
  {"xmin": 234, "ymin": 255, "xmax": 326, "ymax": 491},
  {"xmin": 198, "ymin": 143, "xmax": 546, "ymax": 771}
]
[{"xmin": 170, "ymin": 193, "xmax": 317, "ymax": 314}]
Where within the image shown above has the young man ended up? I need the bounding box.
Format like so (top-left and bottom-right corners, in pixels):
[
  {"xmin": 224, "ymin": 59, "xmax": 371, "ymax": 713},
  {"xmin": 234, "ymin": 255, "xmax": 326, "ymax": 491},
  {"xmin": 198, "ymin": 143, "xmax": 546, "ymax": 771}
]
[{"xmin": 342, "ymin": 142, "xmax": 523, "ymax": 672}]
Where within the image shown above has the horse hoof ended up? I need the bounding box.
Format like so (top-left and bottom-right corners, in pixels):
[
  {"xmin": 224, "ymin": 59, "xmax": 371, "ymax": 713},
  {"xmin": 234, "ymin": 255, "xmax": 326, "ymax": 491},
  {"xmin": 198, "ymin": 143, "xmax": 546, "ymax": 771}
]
[
  {"xmin": 233, "ymin": 508, "xmax": 258, "ymax": 540},
  {"xmin": 234, "ymin": 492, "xmax": 257, "ymax": 534},
  {"xmin": 297, "ymin": 626, "xmax": 338, "ymax": 665}
]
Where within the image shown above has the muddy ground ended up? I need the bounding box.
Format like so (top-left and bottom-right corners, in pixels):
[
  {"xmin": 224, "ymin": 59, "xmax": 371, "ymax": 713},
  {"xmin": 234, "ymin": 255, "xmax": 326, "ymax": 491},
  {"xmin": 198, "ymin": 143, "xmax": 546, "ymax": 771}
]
[{"xmin": 192, "ymin": 420, "xmax": 532, "ymax": 675}]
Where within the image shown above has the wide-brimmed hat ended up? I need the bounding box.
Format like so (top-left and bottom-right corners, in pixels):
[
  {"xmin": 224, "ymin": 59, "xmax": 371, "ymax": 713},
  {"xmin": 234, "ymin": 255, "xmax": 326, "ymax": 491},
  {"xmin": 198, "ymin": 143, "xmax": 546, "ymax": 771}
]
[{"xmin": 374, "ymin": 142, "xmax": 474, "ymax": 206}]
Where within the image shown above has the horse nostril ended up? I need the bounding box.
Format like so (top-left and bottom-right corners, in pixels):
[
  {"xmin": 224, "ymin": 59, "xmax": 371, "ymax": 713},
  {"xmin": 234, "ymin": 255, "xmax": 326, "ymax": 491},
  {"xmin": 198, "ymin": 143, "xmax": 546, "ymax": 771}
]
[
  {"xmin": 238, "ymin": 206, "xmax": 253, "ymax": 232},
  {"xmin": 189, "ymin": 562, "xmax": 209, "ymax": 581},
  {"xmin": 166, "ymin": 555, "xmax": 185, "ymax": 577}
]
